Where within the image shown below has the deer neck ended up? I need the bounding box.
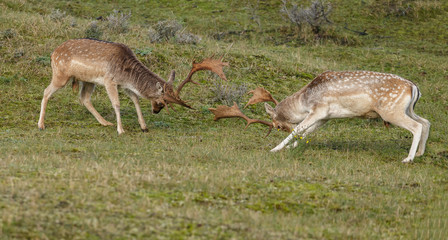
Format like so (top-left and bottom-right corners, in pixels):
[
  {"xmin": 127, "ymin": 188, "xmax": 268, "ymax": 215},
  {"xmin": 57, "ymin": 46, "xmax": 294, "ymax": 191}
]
[
  {"xmin": 114, "ymin": 58, "xmax": 165, "ymax": 99},
  {"xmin": 276, "ymin": 92, "xmax": 308, "ymax": 124}
]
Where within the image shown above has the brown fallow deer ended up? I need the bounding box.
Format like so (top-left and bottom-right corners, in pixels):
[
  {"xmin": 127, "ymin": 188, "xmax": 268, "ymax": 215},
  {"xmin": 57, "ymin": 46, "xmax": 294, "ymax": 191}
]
[
  {"xmin": 38, "ymin": 38, "xmax": 228, "ymax": 134},
  {"xmin": 261, "ymin": 71, "xmax": 430, "ymax": 163}
]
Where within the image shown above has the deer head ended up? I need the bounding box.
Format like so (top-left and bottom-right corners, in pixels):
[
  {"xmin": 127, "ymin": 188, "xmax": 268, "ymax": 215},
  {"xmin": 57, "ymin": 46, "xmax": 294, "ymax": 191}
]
[
  {"xmin": 150, "ymin": 70, "xmax": 192, "ymax": 114},
  {"xmin": 152, "ymin": 56, "xmax": 229, "ymax": 113},
  {"xmin": 244, "ymin": 86, "xmax": 291, "ymax": 132},
  {"xmin": 264, "ymin": 103, "xmax": 294, "ymax": 133}
]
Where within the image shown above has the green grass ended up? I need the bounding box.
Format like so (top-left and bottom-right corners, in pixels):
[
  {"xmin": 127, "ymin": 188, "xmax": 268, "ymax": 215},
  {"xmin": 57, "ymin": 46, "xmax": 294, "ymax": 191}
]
[{"xmin": 1, "ymin": 0, "xmax": 448, "ymax": 239}]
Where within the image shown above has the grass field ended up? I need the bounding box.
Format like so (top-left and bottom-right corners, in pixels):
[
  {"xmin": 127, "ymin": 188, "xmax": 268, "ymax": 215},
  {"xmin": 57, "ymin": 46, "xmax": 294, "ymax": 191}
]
[{"xmin": 1, "ymin": 0, "xmax": 448, "ymax": 239}]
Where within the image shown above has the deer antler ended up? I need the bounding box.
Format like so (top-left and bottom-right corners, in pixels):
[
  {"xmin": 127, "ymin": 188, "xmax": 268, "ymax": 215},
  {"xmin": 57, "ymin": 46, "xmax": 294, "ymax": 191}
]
[
  {"xmin": 245, "ymin": 87, "xmax": 279, "ymax": 108},
  {"xmin": 209, "ymin": 102, "xmax": 273, "ymax": 137},
  {"xmin": 175, "ymin": 55, "xmax": 229, "ymax": 97}
]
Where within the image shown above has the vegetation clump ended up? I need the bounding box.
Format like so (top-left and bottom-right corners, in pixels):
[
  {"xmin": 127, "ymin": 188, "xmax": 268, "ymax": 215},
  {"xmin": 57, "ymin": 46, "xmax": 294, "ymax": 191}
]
[
  {"xmin": 209, "ymin": 80, "xmax": 248, "ymax": 106},
  {"xmin": 148, "ymin": 20, "xmax": 201, "ymax": 44},
  {"xmin": 105, "ymin": 10, "xmax": 132, "ymax": 34},
  {"xmin": 368, "ymin": 0, "xmax": 444, "ymax": 18},
  {"xmin": 1, "ymin": 29, "xmax": 17, "ymax": 39},
  {"xmin": 85, "ymin": 21, "xmax": 103, "ymax": 39},
  {"xmin": 281, "ymin": 0, "xmax": 332, "ymax": 37},
  {"xmin": 49, "ymin": 9, "xmax": 67, "ymax": 22}
]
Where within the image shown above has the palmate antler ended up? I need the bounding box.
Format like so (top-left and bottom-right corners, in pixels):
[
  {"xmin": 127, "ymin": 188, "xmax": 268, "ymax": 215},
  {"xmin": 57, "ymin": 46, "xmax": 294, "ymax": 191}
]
[
  {"xmin": 209, "ymin": 102, "xmax": 273, "ymax": 137},
  {"xmin": 245, "ymin": 87, "xmax": 278, "ymax": 108},
  {"xmin": 160, "ymin": 55, "xmax": 229, "ymax": 111},
  {"xmin": 175, "ymin": 55, "xmax": 229, "ymax": 98}
]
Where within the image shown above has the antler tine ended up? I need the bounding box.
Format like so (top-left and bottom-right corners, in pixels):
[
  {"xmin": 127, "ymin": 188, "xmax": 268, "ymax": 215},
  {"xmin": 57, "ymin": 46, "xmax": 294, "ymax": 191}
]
[
  {"xmin": 209, "ymin": 102, "xmax": 273, "ymax": 137},
  {"xmin": 245, "ymin": 87, "xmax": 279, "ymax": 108},
  {"xmin": 175, "ymin": 56, "xmax": 229, "ymax": 97},
  {"xmin": 245, "ymin": 118, "xmax": 274, "ymax": 137}
]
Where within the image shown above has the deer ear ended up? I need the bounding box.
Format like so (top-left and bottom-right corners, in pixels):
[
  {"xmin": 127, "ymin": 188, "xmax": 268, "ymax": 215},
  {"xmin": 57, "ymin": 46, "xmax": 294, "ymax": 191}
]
[
  {"xmin": 265, "ymin": 103, "xmax": 276, "ymax": 118},
  {"xmin": 167, "ymin": 70, "xmax": 175, "ymax": 84}
]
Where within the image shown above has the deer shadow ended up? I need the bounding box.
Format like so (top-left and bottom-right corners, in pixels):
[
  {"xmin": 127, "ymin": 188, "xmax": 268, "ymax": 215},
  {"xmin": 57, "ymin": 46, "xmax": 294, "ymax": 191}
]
[{"xmin": 289, "ymin": 138, "xmax": 412, "ymax": 162}]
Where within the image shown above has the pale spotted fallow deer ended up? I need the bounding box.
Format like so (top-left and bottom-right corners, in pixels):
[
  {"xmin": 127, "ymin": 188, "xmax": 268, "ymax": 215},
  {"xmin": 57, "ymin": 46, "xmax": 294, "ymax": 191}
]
[
  {"xmin": 263, "ymin": 71, "xmax": 430, "ymax": 163},
  {"xmin": 38, "ymin": 38, "xmax": 228, "ymax": 134}
]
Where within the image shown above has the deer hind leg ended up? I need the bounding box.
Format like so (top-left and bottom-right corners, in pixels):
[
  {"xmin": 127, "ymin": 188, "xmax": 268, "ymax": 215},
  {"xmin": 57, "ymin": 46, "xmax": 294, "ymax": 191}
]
[
  {"xmin": 125, "ymin": 89, "xmax": 148, "ymax": 132},
  {"xmin": 271, "ymin": 110, "xmax": 326, "ymax": 152},
  {"xmin": 79, "ymin": 82, "xmax": 114, "ymax": 127},
  {"xmin": 287, "ymin": 120, "xmax": 328, "ymax": 149},
  {"xmin": 104, "ymin": 81, "xmax": 124, "ymax": 134},
  {"xmin": 405, "ymin": 88, "xmax": 430, "ymax": 157},
  {"xmin": 381, "ymin": 110, "xmax": 423, "ymax": 163},
  {"xmin": 38, "ymin": 73, "xmax": 71, "ymax": 130},
  {"xmin": 411, "ymin": 114, "xmax": 430, "ymax": 157}
]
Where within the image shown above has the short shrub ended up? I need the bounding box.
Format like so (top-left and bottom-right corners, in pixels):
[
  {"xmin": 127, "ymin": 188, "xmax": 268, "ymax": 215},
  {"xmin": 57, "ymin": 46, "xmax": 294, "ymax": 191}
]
[
  {"xmin": 148, "ymin": 20, "xmax": 201, "ymax": 44},
  {"xmin": 154, "ymin": 20, "xmax": 183, "ymax": 40},
  {"xmin": 175, "ymin": 31, "xmax": 202, "ymax": 44},
  {"xmin": 85, "ymin": 21, "xmax": 103, "ymax": 39},
  {"xmin": 209, "ymin": 80, "xmax": 248, "ymax": 106},
  {"xmin": 106, "ymin": 10, "xmax": 131, "ymax": 34},
  {"xmin": 281, "ymin": 0, "xmax": 332, "ymax": 36},
  {"xmin": 147, "ymin": 27, "xmax": 162, "ymax": 43}
]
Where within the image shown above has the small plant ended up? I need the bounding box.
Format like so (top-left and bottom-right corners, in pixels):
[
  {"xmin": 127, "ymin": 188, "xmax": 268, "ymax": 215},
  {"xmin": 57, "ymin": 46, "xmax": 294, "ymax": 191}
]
[
  {"xmin": 147, "ymin": 27, "xmax": 162, "ymax": 43},
  {"xmin": 0, "ymin": 74, "xmax": 27, "ymax": 84},
  {"xmin": 135, "ymin": 47, "xmax": 153, "ymax": 56},
  {"xmin": 209, "ymin": 80, "xmax": 248, "ymax": 106},
  {"xmin": 85, "ymin": 21, "xmax": 103, "ymax": 39},
  {"xmin": 1, "ymin": 29, "xmax": 17, "ymax": 39},
  {"xmin": 106, "ymin": 10, "xmax": 131, "ymax": 34},
  {"xmin": 153, "ymin": 121, "xmax": 170, "ymax": 128},
  {"xmin": 35, "ymin": 56, "xmax": 51, "ymax": 66},
  {"xmin": 175, "ymin": 31, "xmax": 202, "ymax": 44},
  {"xmin": 0, "ymin": 76, "xmax": 13, "ymax": 84},
  {"xmin": 154, "ymin": 20, "xmax": 183, "ymax": 40},
  {"xmin": 49, "ymin": 9, "xmax": 67, "ymax": 22},
  {"xmin": 14, "ymin": 49, "xmax": 24, "ymax": 58},
  {"xmin": 281, "ymin": 0, "xmax": 332, "ymax": 36}
]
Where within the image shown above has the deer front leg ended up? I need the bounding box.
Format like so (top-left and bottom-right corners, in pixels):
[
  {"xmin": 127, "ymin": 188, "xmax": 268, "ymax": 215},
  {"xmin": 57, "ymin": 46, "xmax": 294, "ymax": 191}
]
[
  {"xmin": 38, "ymin": 83, "xmax": 62, "ymax": 130},
  {"xmin": 286, "ymin": 120, "xmax": 327, "ymax": 149},
  {"xmin": 271, "ymin": 113, "xmax": 324, "ymax": 152},
  {"xmin": 125, "ymin": 89, "xmax": 148, "ymax": 132},
  {"xmin": 104, "ymin": 81, "xmax": 125, "ymax": 134}
]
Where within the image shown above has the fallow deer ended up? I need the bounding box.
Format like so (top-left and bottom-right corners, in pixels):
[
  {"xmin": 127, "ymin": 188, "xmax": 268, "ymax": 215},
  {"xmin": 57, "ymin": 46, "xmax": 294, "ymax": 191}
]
[
  {"xmin": 263, "ymin": 71, "xmax": 430, "ymax": 163},
  {"xmin": 38, "ymin": 38, "xmax": 228, "ymax": 134}
]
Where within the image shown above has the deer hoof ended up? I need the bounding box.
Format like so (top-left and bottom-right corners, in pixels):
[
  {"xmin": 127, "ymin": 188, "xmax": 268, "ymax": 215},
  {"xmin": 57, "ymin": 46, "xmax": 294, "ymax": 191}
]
[
  {"xmin": 401, "ymin": 157, "xmax": 414, "ymax": 163},
  {"xmin": 270, "ymin": 147, "xmax": 281, "ymax": 152},
  {"xmin": 141, "ymin": 128, "xmax": 149, "ymax": 132}
]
